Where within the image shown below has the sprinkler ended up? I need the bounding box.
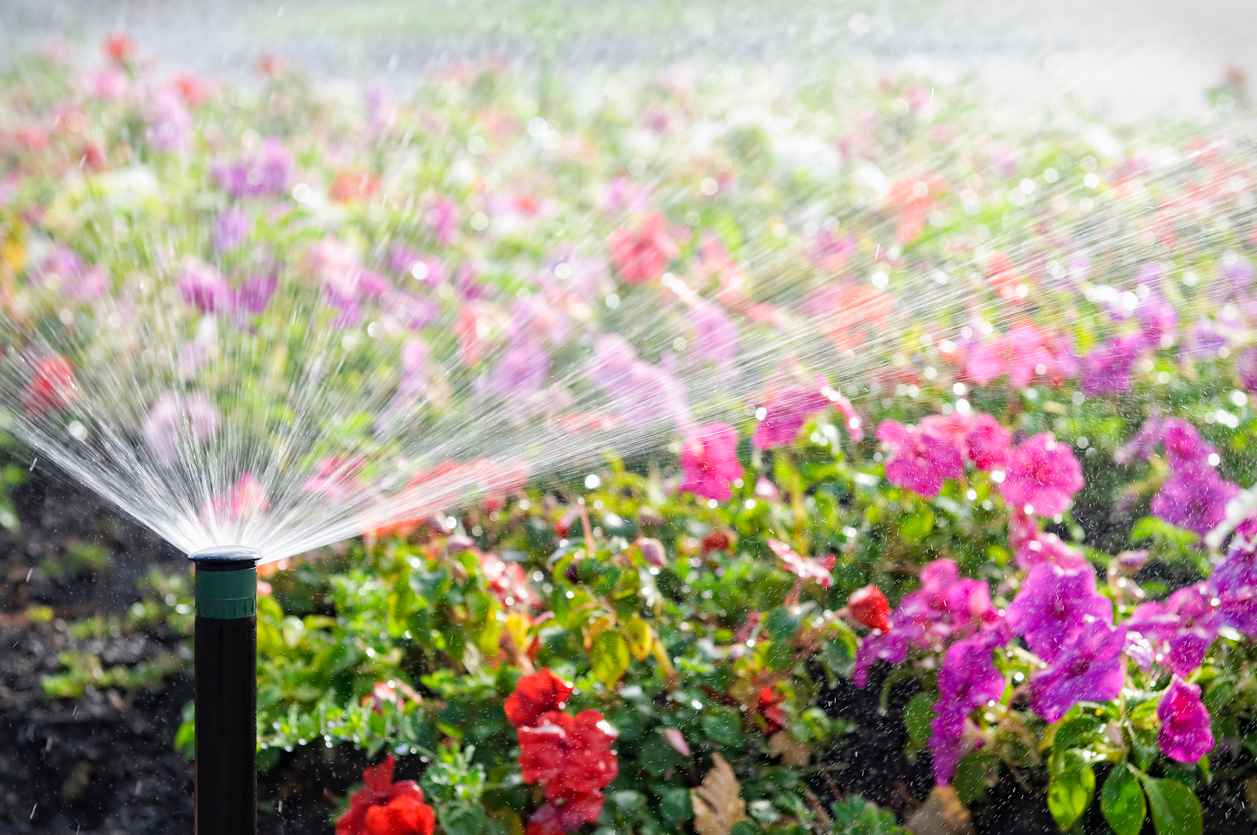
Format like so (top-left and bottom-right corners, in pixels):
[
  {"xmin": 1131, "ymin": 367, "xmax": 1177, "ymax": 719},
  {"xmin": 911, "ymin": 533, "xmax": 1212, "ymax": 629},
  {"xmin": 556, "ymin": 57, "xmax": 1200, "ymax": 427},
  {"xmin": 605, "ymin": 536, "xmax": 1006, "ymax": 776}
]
[{"xmin": 190, "ymin": 546, "xmax": 261, "ymax": 835}]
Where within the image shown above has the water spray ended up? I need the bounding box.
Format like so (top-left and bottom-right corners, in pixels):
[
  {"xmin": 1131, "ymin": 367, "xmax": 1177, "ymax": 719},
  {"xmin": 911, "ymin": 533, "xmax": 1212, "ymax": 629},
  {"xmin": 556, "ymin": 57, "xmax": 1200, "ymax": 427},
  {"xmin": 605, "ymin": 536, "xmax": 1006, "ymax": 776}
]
[{"xmin": 190, "ymin": 546, "xmax": 260, "ymax": 835}]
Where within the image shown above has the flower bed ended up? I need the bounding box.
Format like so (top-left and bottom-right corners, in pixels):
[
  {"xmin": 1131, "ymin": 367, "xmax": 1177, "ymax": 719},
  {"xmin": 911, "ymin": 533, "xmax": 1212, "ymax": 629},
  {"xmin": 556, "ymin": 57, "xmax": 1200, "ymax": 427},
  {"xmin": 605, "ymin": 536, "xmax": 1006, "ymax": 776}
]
[{"xmin": 1, "ymin": 35, "xmax": 1256, "ymax": 835}]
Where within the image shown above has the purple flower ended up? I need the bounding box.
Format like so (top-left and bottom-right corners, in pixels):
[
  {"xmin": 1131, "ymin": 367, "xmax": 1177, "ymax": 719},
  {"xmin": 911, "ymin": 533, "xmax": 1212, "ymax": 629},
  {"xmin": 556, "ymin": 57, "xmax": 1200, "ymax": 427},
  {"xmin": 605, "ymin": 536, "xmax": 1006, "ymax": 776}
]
[
  {"xmin": 586, "ymin": 335, "xmax": 691, "ymax": 432},
  {"xmin": 688, "ymin": 299, "xmax": 738, "ymax": 371},
  {"xmin": 1029, "ymin": 624, "xmax": 1126, "ymax": 723},
  {"xmin": 1212, "ymin": 530, "xmax": 1257, "ymax": 635},
  {"xmin": 1237, "ymin": 347, "xmax": 1257, "ymax": 394},
  {"xmin": 1152, "ymin": 465, "xmax": 1238, "ymax": 536},
  {"xmin": 1157, "ymin": 677, "xmax": 1214, "ymax": 763},
  {"xmin": 142, "ymin": 391, "xmax": 220, "ymax": 464},
  {"xmin": 211, "ymin": 138, "xmax": 294, "ymax": 198},
  {"xmin": 1136, "ymin": 294, "xmax": 1177, "ymax": 348},
  {"xmin": 145, "ymin": 90, "xmax": 192, "ymax": 152},
  {"xmin": 1115, "ymin": 415, "xmax": 1164, "ymax": 466},
  {"xmin": 679, "ymin": 422, "xmax": 742, "ymax": 501},
  {"xmin": 999, "ymin": 433, "xmax": 1084, "ymax": 517},
  {"xmin": 930, "ymin": 628, "xmax": 1009, "ymax": 784},
  {"xmin": 1007, "ymin": 564, "xmax": 1112, "ymax": 662},
  {"xmin": 1182, "ymin": 319, "xmax": 1229, "ymax": 360},
  {"xmin": 1126, "ymin": 583, "xmax": 1218, "ymax": 677},
  {"xmin": 36, "ymin": 247, "xmax": 108, "ymax": 301},
  {"xmin": 482, "ymin": 332, "xmax": 551, "ymax": 400},
  {"xmin": 398, "ymin": 339, "xmax": 431, "ymax": 397},
  {"xmin": 213, "ymin": 208, "xmax": 249, "ymax": 254},
  {"xmin": 177, "ymin": 258, "xmax": 232, "ymax": 314},
  {"xmin": 233, "ymin": 273, "xmax": 277, "ymax": 315},
  {"xmin": 1080, "ymin": 334, "xmax": 1144, "ymax": 395},
  {"xmin": 877, "ymin": 420, "xmax": 965, "ymax": 498}
]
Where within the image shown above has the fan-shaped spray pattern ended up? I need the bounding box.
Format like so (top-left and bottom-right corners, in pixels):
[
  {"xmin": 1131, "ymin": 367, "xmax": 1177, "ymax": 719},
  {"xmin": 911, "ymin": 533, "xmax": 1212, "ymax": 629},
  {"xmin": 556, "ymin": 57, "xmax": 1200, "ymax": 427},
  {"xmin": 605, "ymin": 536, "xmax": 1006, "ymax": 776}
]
[{"xmin": 1, "ymin": 51, "xmax": 1255, "ymax": 562}]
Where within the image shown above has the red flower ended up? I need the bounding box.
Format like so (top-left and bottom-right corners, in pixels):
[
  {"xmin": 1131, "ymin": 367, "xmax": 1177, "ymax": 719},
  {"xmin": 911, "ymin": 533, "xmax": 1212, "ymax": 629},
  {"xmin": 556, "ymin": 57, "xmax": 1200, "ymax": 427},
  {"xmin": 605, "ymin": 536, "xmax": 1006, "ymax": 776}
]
[
  {"xmin": 103, "ymin": 34, "xmax": 135, "ymax": 65},
  {"xmin": 608, "ymin": 213, "xmax": 677, "ymax": 284},
  {"xmin": 526, "ymin": 792, "xmax": 607, "ymax": 834},
  {"xmin": 701, "ymin": 529, "xmax": 733, "ymax": 554},
  {"xmin": 24, "ymin": 355, "xmax": 76, "ymax": 416},
  {"xmin": 518, "ymin": 710, "xmax": 618, "ymax": 802},
  {"xmin": 505, "ymin": 669, "xmax": 573, "ymax": 729},
  {"xmin": 757, "ymin": 686, "xmax": 787, "ymax": 733},
  {"xmin": 336, "ymin": 756, "xmax": 436, "ymax": 835},
  {"xmin": 848, "ymin": 585, "xmax": 891, "ymax": 632}
]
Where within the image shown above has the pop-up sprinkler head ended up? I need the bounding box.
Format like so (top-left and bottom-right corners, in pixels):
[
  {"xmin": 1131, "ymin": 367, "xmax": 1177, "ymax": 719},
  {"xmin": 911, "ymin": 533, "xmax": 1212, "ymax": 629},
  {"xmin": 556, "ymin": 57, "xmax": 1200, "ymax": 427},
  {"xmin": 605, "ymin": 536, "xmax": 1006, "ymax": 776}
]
[{"xmin": 190, "ymin": 546, "xmax": 261, "ymax": 835}]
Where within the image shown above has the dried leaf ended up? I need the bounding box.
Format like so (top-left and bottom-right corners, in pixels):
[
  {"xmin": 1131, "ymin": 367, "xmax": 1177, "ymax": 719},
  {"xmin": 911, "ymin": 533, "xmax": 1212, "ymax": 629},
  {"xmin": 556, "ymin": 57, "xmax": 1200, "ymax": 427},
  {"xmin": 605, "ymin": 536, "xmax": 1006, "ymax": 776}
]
[
  {"xmin": 691, "ymin": 754, "xmax": 747, "ymax": 835},
  {"xmin": 768, "ymin": 731, "xmax": 811, "ymax": 766},
  {"xmin": 906, "ymin": 785, "xmax": 973, "ymax": 835}
]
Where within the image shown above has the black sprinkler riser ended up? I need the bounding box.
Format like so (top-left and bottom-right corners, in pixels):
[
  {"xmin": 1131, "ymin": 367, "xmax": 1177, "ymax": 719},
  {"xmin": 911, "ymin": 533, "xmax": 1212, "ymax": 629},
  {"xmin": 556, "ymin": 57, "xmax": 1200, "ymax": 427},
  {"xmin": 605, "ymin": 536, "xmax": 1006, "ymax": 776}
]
[{"xmin": 191, "ymin": 546, "xmax": 260, "ymax": 835}]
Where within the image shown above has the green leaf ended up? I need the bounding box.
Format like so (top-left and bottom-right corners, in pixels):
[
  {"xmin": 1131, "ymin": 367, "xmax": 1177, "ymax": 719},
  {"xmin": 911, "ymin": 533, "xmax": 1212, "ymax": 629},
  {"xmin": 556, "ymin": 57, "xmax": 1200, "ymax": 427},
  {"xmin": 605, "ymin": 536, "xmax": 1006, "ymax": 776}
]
[
  {"xmin": 899, "ymin": 506, "xmax": 935, "ymax": 543},
  {"xmin": 1101, "ymin": 766, "xmax": 1146, "ymax": 835},
  {"xmin": 903, "ymin": 693, "xmax": 935, "ymax": 749},
  {"xmin": 1051, "ymin": 713, "xmax": 1102, "ymax": 753},
  {"xmin": 590, "ymin": 630, "xmax": 631, "ymax": 687},
  {"xmin": 700, "ymin": 707, "xmax": 745, "ymax": 748},
  {"xmin": 656, "ymin": 786, "xmax": 693, "ymax": 827},
  {"xmin": 1048, "ymin": 750, "xmax": 1095, "ymax": 831},
  {"xmin": 1140, "ymin": 776, "xmax": 1202, "ymax": 835}
]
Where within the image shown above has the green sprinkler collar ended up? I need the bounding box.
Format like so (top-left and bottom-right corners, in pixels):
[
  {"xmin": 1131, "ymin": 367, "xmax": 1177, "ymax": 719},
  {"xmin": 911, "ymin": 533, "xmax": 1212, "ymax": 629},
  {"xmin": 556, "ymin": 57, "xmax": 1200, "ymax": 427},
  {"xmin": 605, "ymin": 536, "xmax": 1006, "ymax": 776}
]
[{"xmin": 191, "ymin": 546, "xmax": 261, "ymax": 620}]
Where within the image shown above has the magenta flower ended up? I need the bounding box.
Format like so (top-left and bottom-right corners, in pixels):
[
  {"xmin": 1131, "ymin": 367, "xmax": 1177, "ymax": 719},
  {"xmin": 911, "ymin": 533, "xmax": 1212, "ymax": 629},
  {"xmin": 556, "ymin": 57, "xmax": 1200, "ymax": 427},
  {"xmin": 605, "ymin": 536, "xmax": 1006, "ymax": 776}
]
[
  {"xmin": 767, "ymin": 539, "xmax": 835, "ymax": 589},
  {"xmin": 234, "ymin": 273, "xmax": 278, "ymax": 316},
  {"xmin": 1157, "ymin": 677, "xmax": 1214, "ymax": 763},
  {"xmin": 1115, "ymin": 415, "xmax": 1164, "ymax": 466},
  {"xmin": 679, "ymin": 422, "xmax": 742, "ymax": 501},
  {"xmin": 1029, "ymin": 624, "xmax": 1126, "ymax": 723},
  {"xmin": 482, "ymin": 331, "xmax": 551, "ymax": 400},
  {"xmin": 178, "ymin": 258, "xmax": 232, "ymax": 314},
  {"xmin": 877, "ymin": 420, "xmax": 964, "ymax": 498},
  {"xmin": 428, "ymin": 197, "xmax": 459, "ymax": 245},
  {"xmin": 1080, "ymin": 334, "xmax": 1144, "ymax": 395},
  {"xmin": 999, "ymin": 433, "xmax": 1083, "ymax": 517},
  {"xmin": 1137, "ymin": 294, "xmax": 1177, "ymax": 348},
  {"xmin": 211, "ymin": 138, "xmax": 294, "ymax": 198},
  {"xmin": 1152, "ymin": 464, "xmax": 1238, "ymax": 536},
  {"xmin": 753, "ymin": 388, "xmax": 829, "ymax": 450},
  {"xmin": 963, "ymin": 413, "xmax": 1012, "ymax": 471},
  {"xmin": 1237, "ymin": 347, "xmax": 1257, "ymax": 393},
  {"xmin": 853, "ymin": 559, "xmax": 997, "ymax": 686},
  {"xmin": 930, "ymin": 628, "xmax": 1008, "ymax": 784},
  {"xmin": 1126, "ymin": 583, "xmax": 1218, "ymax": 677},
  {"xmin": 1161, "ymin": 419, "xmax": 1215, "ymax": 470},
  {"xmin": 1007, "ymin": 564, "xmax": 1112, "ymax": 662}
]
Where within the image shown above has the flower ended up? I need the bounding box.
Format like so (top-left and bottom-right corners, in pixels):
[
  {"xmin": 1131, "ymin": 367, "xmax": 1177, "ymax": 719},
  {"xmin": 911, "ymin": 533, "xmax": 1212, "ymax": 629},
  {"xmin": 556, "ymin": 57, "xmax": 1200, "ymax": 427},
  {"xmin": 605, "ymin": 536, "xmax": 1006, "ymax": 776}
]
[
  {"xmin": 481, "ymin": 552, "xmax": 537, "ymax": 609},
  {"xmin": 23, "ymin": 354, "xmax": 76, "ymax": 416},
  {"xmin": 1212, "ymin": 530, "xmax": 1257, "ymax": 635},
  {"xmin": 211, "ymin": 138, "xmax": 294, "ymax": 198},
  {"xmin": 518, "ymin": 710, "xmax": 618, "ymax": 805},
  {"xmin": 757, "ymin": 686, "xmax": 787, "ymax": 733},
  {"xmin": 1028, "ymin": 624, "xmax": 1126, "ymax": 723},
  {"xmin": 1152, "ymin": 464, "xmax": 1238, "ymax": 536},
  {"xmin": 1237, "ymin": 346, "xmax": 1257, "ymax": 393},
  {"xmin": 336, "ymin": 755, "xmax": 436, "ymax": 835},
  {"xmin": 1007, "ymin": 564, "xmax": 1112, "ymax": 662},
  {"xmin": 1080, "ymin": 334, "xmax": 1144, "ymax": 395},
  {"xmin": 754, "ymin": 386, "xmax": 859, "ymax": 449},
  {"xmin": 212, "ymin": 208, "xmax": 249, "ymax": 254},
  {"xmin": 679, "ymin": 422, "xmax": 742, "ymax": 501},
  {"xmin": 848, "ymin": 585, "xmax": 891, "ymax": 632},
  {"xmin": 525, "ymin": 793, "xmax": 607, "ymax": 835},
  {"xmin": 178, "ymin": 258, "xmax": 232, "ymax": 314},
  {"xmin": 930, "ymin": 628, "xmax": 1008, "ymax": 784},
  {"xmin": 609, "ymin": 213, "xmax": 677, "ymax": 284},
  {"xmin": 767, "ymin": 539, "xmax": 835, "ymax": 588},
  {"xmin": 962, "ymin": 413, "xmax": 1012, "ymax": 471},
  {"xmin": 505, "ymin": 669, "xmax": 573, "ymax": 729},
  {"xmin": 1126, "ymin": 583, "xmax": 1219, "ymax": 676},
  {"xmin": 876, "ymin": 420, "xmax": 964, "ymax": 498},
  {"xmin": 1161, "ymin": 419, "xmax": 1215, "ymax": 469},
  {"xmin": 1157, "ymin": 677, "xmax": 1214, "ymax": 763},
  {"xmin": 142, "ymin": 392, "xmax": 220, "ymax": 465},
  {"xmin": 999, "ymin": 433, "xmax": 1084, "ymax": 517}
]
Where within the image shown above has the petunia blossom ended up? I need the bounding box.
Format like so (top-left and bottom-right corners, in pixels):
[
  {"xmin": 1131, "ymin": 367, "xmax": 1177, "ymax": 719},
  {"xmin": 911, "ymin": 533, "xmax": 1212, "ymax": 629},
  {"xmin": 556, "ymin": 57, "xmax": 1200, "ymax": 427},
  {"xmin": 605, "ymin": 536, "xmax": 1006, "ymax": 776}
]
[
  {"xmin": 1152, "ymin": 464, "xmax": 1238, "ymax": 536},
  {"xmin": 930, "ymin": 628, "xmax": 1008, "ymax": 784},
  {"xmin": 608, "ymin": 213, "xmax": 677, "ymax": 284},
  {"xmin": 1126, "ymin": 583, "xmax": 1219, "ymax": 676},
  {"xmin": 1080, "ymin": 334, "xmax": 1144, "ymax": 395},
  {"xmin": 679, "ymin": 422, "xmax": 742, "ymax": 501},
  {"xmin": 877, "ymin": 420, "xmax": 964, "ymax": 498},
  {"xmin": 178, "ymin": 258, "xmax": 233, "ymax": 314},
  {"xmin": 1028, "ymin": 624, "xmax": 1126, "ymax": 723},
  {"xmin": 999, "ymin": 433, "xmax": 1084, "ymax": 517},
  {"xmin": 1007, "ymin": 563, "xmax": 1112, "ymax": 662},
  {"xmin": 1157, "ymin": 677, "xmax": 1214, "ymax": 763},
  {"xmin": 505, "ymin": 669, "xmax": 573, "ymax": 729}
]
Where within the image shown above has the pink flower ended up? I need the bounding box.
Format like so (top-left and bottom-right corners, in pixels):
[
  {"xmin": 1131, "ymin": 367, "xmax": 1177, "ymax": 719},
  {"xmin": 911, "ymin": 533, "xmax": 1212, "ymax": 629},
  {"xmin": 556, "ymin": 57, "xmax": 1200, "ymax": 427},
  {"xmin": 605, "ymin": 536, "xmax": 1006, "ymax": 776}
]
[
  {"xmin": 303, "ymin": 456, "xmax": 365, "ymax": 502},
  {"xmin": 608, "ymin": 213, "xmax": 677, "ymax": 284},
  {"xmin": 679, "ymin": 422, "xmax": 742, "ymax": 501},
  {"xmin": 962, "ymin": 413, "xmax": 1012, "ymax": 471},
  {"xmin": 876, "ymin": 420, "xmax": 964, "ymax": 498},
  {"xmin": 142, "ymin": 392, "xmax": 220, "ymax": 465},
  {"xmin": 767, "ymin": 539, "xmax": 835, "ymax": 589},
  {"xmin": 227, "ymin": 473, "xmax": 268, "ymax": 520},
  {"xmin": 1126, "ymin": 583, "xmax": 1219, "ymax": 677},
  {"xmin": 753, "ymin": 388, "xmax": 829, "ymax": 450},
  {"xmin": 1007, "ymin": 564, "xmax": 1112, "ymax": 662},
  {"xmin": 1157, "ymin": 677, "xmax": 1214, "ymax": 763},
  {"xmin": 999, "ymin": 433, "xmax": 1084, "ymax": 517},
  {"xmin": 178, "ymin": 258, "xmax": 232, "ymax": 314}
]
